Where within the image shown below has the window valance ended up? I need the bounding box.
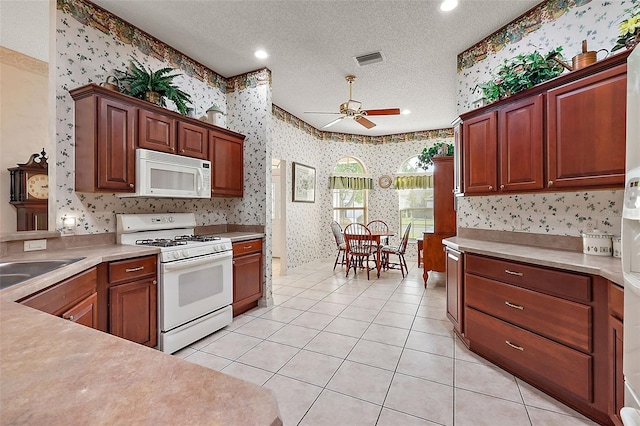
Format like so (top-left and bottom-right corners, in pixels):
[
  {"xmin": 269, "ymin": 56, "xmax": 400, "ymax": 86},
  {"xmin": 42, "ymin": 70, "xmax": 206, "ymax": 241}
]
[
  {"xmin": 394, "ymin": 174, "xmax": 433, "ymax": 190},
  {"xmin": 329, "ymin": 176, "xmax": 374, "ymax": 190}
]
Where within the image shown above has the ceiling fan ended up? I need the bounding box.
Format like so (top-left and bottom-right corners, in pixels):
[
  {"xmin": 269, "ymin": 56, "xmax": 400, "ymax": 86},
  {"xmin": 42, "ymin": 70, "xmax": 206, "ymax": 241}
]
[{"xmin": 305, "ymin": 75, "xmax": 401, "ymax": 129}]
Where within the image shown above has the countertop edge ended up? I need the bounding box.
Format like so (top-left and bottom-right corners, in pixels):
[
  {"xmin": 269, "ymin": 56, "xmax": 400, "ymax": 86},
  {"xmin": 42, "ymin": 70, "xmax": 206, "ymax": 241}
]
[{"xmin": 443, "ymin": 237, "xmax": 624, "ymax": 287}]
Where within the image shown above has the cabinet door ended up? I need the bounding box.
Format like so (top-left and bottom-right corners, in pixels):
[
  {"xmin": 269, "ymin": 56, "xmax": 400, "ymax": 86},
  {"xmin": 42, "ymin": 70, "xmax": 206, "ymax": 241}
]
[
  {"xmin": 609, "ymin": 316, "xmax": 624, "ymax": 426},
  {"xmin": 210, "ymin": 133, "xmax": 244, "ymax": 197},
  {"xmin": 62, "ymin": 292, "xmax": 98, "ymax": 329},
  {"xmin": 97, "ymin": 96, "xmax": 136, "ymax": 191},
  {"xmin": 109, "ymin": 278, "xmax": 157, "ymax": 347},
  {"xmin": 547, "ymin": 64, "xmax": 626, "ymax": 189},
  {"xmin": 138, "ymin": 109, "xmax": 176, "ymax": 153},
  {"xmin": 499, "ymin": 94, "xmax": 544, "ymax": 191},
  {"xmin": 232, "ymin": 252, "xmax": 262, "ymax": 316},
  {"xmin": 446, "ymin": 248, "xmax": 463, "ymax": 336},
  {"xmin": 178, "ymin": 122, "xmax": 209, "ymax": 160},
  {"xmin": 463, "ymin": 111, "xmax": 497, "ymax": 193}
]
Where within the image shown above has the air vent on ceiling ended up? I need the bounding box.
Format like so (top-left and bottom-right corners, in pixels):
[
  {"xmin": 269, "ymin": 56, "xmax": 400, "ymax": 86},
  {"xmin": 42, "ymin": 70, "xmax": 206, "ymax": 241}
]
[{"xmin": 354, "ymin": 51, "xmax": 384, "ymax": 66}]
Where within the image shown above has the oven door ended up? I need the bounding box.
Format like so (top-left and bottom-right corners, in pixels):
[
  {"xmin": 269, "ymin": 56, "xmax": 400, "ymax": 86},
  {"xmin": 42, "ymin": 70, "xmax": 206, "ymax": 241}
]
[{"xmin": 160, "ymin": 250, "xmax": 232, "ymax": 332}]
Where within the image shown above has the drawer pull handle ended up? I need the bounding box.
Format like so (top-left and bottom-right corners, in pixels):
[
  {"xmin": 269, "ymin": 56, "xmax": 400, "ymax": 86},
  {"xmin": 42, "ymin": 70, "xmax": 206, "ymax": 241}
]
[
  {"xmin": 125, "ymin": 266, "xmax": 144, "ymax": 273},
  {"xmin": 447, "ymin": 253, "xmax": 459, "ymax": 261},
  {"xmin": 504, "ymin": 269, "xmax": 523, "ymax": 277},
  {"xmin": 243, "ymin": 245, "xmax": 253, "ymax": 249},
  {"xmin": 505, "ymin": 301, "xmax": 524, "ymax": 310},
  {"xmin": 505, "ymin": 340, "xmax": 524, "ymax": 351}
]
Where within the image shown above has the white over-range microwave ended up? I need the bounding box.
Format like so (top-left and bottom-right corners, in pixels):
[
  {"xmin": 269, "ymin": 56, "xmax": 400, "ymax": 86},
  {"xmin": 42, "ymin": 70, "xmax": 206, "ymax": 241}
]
[{"xmin": 118, "ymin": 149, "xmax": 211, "ymax": 198}]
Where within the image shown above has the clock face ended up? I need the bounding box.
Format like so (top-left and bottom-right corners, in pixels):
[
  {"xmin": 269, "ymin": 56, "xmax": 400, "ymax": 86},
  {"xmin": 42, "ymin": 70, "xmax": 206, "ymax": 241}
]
[{"xmin": 27, "ymin": 174, "xmax": 49, "ymax": 200}]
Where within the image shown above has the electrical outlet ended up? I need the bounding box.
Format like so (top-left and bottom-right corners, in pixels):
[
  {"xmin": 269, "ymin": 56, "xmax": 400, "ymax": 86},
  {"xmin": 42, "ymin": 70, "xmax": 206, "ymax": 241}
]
[
  {"xmin": 512, "ymin": 217, "xmax": 522, "ymax": 230},
  {"xmin": 24, "ymin": 239, "xmax": 47, "ymax": 252},
  {"xmin": 585, "ymin": 221, "xmax": 595, "ymax": 233}
]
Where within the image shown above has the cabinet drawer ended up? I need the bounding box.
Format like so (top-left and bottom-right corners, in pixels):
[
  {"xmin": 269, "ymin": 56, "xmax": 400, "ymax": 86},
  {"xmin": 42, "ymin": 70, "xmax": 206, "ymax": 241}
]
[
  {"xmin": 465, "ymin": 274, "xmax": 592, "ymax": 352},
  {"xmin": 466, "ymin": 254, "xmax": 591, "ymax": 302},
  {"xmin": 20, "ymin": 267, "xmax": 97, "ymax": 316},
  {"xmin": 466, "ymin": 307, "xmax": 593, "ymax": 402},
  {"xmin": 233, "ymin": 239, "xmax": 263, "ymax": 256},
  {"xmin": 609, "ymin": 282, "xmax": 624, "ymax": 321},
  {"xmin": 109, "ymin": 255, "xmax": 157, "ymax": 285}
]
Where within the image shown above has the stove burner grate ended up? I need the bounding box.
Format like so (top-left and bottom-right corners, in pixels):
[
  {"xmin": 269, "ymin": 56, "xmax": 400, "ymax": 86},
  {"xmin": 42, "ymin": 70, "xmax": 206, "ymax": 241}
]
[
  {"xmin": 135, "ymin": 239, "xmax": 188, "ymax": 247},
  {"xmin": 174, "ymin": 235, "xmax": 222, "ymax": 242}
]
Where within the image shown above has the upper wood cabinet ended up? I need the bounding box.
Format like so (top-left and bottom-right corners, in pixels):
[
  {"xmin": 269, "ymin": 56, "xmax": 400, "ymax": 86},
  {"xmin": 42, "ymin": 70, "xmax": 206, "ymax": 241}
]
[
  {"xmin": 463, "ymin": 111, "xmax": 497, "ymax": 194},
  {"xmin": 210, "ymin": 133, "xmax": 244, "ymax": 197},
  {"xmin": 459, "ymin": 50, "xmax": 630, "ymax": 196},
  {"xmin": 547, "ymin": 64, "xmax": 627, "ymax": 189},
  {"xmin": 70, "ymin": 84, "xmax": 245, "ymax": 197}
]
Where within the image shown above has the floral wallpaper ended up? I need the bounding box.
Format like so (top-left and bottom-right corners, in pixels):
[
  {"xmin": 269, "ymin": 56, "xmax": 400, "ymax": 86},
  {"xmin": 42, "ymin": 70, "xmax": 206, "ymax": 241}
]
[
  {"xmin": 54, "ymin": 2, "xmax": 267, "ymax": 235},
  {"xmin": 457, "ymin": 0, "xmax": 637, "ymax": 113},
  {"xmin": 455, "ymin": 0, "xmax": 633, "ymax": 241}
]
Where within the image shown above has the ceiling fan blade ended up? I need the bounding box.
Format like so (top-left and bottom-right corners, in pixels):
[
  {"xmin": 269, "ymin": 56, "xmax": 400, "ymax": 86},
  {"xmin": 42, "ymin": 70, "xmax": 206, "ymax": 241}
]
[
  {"xmin": 363, "ymin": 108, "xmax": 401, "ymax": 116},
  {"xmin": 354, "ymin": 116, "xmax": 376, "ymax": 129},
  {"xmin": 304, "ymin": 111, "xmax": 343, "ymax": 115},
  {"xmin": 323, "ymin": 116, "xmax": 346, "ymax": 128}
]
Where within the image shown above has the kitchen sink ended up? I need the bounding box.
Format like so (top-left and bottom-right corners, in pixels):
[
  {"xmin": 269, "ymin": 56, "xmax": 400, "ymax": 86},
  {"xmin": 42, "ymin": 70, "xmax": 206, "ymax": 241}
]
[{"xmin": 0, "ymin": 258, "xmax": 86, "ymax": 290}]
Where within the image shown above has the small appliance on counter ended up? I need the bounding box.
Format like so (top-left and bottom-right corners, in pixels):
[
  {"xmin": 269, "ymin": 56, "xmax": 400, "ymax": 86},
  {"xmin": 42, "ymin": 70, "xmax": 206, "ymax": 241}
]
[{"xmin": 582, "ymin": 229, "xmax": 613, "ymax": 256}]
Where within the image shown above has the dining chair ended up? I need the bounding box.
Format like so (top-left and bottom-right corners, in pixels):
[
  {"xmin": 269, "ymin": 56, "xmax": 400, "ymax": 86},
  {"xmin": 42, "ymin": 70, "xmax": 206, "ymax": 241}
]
[
  {"xmin": 344, "ymin": 223, "xmax": 378, "ymax": 280},
  {"xmin": 381, "ymin": 223, "xmax": 412, "ymax": 278},
  {"xmin": 330, "ymin": 221, "xmax": 347, "ymax": 271},
  {"xmin": 367, "ymin": 220, "xmax": 390, "ymax": 245}
]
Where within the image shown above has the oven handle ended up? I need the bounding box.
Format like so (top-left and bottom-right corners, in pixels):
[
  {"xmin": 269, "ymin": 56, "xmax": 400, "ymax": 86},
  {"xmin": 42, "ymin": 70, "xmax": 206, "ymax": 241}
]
[{"xmin": 163, "ymin": 251, "xmax": 232, "ymax": 272}]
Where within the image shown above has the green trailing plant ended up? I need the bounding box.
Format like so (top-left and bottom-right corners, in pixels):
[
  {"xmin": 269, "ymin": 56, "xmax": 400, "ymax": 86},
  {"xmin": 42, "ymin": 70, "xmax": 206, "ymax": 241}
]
[
  {"xmin": 477, "ymin": 47, "xmax": 565, "ymax": 103},
  {"xmin": 115, "ymin": 57, "xmax": 193, "ymax": 115},
  {"xmin": 417, "ymin": 142, "xmax": 453, "ymax": 170}
]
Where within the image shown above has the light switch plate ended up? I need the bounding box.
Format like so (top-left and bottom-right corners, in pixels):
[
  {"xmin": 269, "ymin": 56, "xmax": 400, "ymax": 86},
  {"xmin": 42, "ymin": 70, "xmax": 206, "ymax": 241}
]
[{"xmin": 24, "ymin": 239, "xmax": 47, "ymax": 251}]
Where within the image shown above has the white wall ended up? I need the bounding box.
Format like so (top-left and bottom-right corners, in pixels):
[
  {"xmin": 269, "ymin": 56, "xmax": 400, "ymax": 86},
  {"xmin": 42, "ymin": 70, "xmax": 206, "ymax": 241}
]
[{"xmin": 0, "ymin": 0, "xmax": 50, "ymax": 62}]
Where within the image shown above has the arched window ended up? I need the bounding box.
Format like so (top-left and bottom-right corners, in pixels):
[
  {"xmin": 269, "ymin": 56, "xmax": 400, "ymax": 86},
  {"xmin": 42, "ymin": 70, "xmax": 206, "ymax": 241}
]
[
  {"xmin": 396, "ymin": 156, "xmax": 433, "ymax": 239},
  {"xmin": 330, "ymin": 157, "xmax": 370, "ymax": 228}
]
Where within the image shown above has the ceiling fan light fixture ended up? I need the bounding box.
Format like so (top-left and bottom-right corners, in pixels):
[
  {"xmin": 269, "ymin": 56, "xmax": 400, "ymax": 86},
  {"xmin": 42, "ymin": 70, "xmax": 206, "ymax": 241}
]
[
  {"xmin": 347, "ymin": 100, "xmax": 362, "ymax": 111},
  {"xmin": 402, "ymin": 109, "xmax": 411, "ymax": 115},
  {"xmin": 254, "ymin": 50, "xmax": 268, "ymax": 59},
  {"xmin": 440, "ymin": 0, "xmax": 458, "ymax": 11}
]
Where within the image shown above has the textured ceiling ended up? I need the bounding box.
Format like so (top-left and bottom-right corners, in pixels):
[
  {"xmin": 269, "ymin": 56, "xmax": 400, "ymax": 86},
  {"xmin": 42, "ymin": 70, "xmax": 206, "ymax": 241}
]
[{"xmin": 91, "ymin": 0, "xmax": 541, "ymax": 136}]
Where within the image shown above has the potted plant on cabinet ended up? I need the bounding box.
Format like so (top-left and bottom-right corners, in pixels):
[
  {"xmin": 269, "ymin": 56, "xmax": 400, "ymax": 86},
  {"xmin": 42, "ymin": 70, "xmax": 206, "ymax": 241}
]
[
  {"xmin": 417, "ymin": 142, "xmax": 453, "ymax": 170},
  {"xmin": 115, "ymin": 57, "xmax": 193, "ymax": 115},
  {"xmin": 612, "ymin": 7, "xmax": 640, "ymax": 51}
]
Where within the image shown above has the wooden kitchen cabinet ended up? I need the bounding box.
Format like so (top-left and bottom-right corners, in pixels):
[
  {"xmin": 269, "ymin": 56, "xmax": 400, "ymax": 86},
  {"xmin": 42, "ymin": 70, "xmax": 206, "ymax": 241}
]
[
  {"xmin": 422, "ymin": 157, "xmax": 456, "ymax": 285},
  {"xmin": 210, "ymin": 132, "xmax": 245, "ymax": 197},
  {"xmin": 19, "ymin": 266, "xmax": 99, "ymax": 329},
  {"xmin": 71, "ymin": 87, "xmax": 136, "ymax": 193},
  {"xmin": 70, "ymin": 84, "xmax": 246, "ymax": 194},
  {"xmin": 232, "ymin": 239, "xmax": 263, "ymax": 316},
  {"xmin": 107, "ymin": 255, "xmax": 157, "ymax": 347},
  {"xmin": 547, "ymin": 64, "xmax": 627, "ymax": 190},
  {"xmin": 609, "ymin": 282, "xmax": 624, "ymax": 426},
  {"xmin": 462, "ymin": 110, "xmax": 497, "ymax": 194},
  {"xmin": 445, "ymin": 247, "xmax": 464, "ymax": 339},
  {"xmin": 463, "ymin": 253, "xmax": 612, "ymax": 425}
]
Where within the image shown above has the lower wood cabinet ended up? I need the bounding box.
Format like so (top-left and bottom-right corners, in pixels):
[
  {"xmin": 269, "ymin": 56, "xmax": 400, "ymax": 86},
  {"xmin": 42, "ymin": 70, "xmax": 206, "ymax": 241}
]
[
  {"xmin": 463, "ymin": 253, "xmax": 612, "ymax": 425},
  {"xmin": 232, "ymin": 239, "xmax": 263, "ymax": 316},
  {"xmin": 609, "ymin": 282, "xmax": 624, "ymax": 426},
  {"xmin": 19, "ymin": 267, "xmax": 98, "ymax": 329},
  {"xmin": 445, "ymin": 247, "xmax": 464, "ymax": 339},
  {"xmin": 422, "ymin": 232, "xmax": 455, "ymax": 285},
  {"xmin": 107, "ymin": 255, "xmax": 158, "ymax": 348}
]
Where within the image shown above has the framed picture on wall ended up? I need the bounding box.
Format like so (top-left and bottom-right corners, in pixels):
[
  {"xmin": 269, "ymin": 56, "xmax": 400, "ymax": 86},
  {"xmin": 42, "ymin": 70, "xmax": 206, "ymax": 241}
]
[{"xmin": 292, "ymin": 162, "xmax": 316, "ymax": 203}]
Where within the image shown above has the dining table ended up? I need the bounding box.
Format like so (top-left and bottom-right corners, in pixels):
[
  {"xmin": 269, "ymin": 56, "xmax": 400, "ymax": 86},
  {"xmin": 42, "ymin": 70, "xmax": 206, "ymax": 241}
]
[{"xmin": 369, "ymin": 230, "xmax": 395, "ymax": 277}]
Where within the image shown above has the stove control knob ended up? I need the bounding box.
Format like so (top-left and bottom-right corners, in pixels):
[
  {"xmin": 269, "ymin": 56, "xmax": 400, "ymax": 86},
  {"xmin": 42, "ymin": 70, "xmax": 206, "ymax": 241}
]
[
  {"xmin": 182, "ymin": 250, "xmax": 188, "ymax": 258},
  {"xmin": 168, "ymin": 216, "xmax": 174, "ymax": 223}
]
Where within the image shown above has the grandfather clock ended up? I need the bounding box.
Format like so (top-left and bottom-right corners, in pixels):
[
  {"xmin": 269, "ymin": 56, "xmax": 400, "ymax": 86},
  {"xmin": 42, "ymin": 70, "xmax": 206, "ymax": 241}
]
[{"xmin": 8, "ymin": 149, "xmax": 49, "ymax": 231}]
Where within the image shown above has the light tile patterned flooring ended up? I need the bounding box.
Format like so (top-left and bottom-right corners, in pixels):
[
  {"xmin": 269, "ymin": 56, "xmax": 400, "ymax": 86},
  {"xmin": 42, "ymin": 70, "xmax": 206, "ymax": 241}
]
[{"xmin": 175, "ymin": 256, "xmax": 597, "ymax": 426}]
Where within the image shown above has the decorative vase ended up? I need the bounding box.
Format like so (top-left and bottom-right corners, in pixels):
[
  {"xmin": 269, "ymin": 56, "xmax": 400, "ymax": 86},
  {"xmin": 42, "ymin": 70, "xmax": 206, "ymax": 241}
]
[
  {"xmin": 144, "ymin": 91, "xmax": 161, "ymax": 105},
  {"xmin": 626, "ymin": 35, "xmax": 639, "ymax": 50}
]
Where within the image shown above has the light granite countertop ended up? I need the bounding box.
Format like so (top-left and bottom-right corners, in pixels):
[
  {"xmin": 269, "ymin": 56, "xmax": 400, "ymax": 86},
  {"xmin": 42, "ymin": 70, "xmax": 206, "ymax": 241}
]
[
  {"xmin": 1, "ymin": 243, "xmax": 281, "ymax": 425},
  {"xmin": 1, "ymin": 300, "xmax": 282, "ymax": 425},
  {"xmin": 443, "ymin": 237, "xmax": 624, "ymax": 287},
  {"xmin": 216, "ymin": 232, "xmax": 265, "ymax": 242}
]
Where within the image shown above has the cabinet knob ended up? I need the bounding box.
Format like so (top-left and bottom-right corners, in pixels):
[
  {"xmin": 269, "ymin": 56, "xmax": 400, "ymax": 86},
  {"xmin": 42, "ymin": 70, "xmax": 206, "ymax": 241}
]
[
  {"xmin": 488, "ymin": 185, "xmax": 493, "ymax": 191},
  {"xmin": 129, "ymin": 183, "xmax": 134, "ymax": 188},
  {"xmin": 548, "ymin": 180, "xmax": 554, "ymax": 186},
  {"xmin": 152, "ymin": 280, "xmax": 157, "ymax": 285},
  {"xmin": 500, "ymin": 184, "xmax": 505, "ymax": 190},
  {"xmin": 181, "ymin": 149, "xmax": 185, "ymax": 153},
  {"xmin": 171, "ymin": 147, "xmax": 175, "ymax": 151},
  {"xmin": 67, "ymin": 315, "xmax": 74, "ymax": 321}
]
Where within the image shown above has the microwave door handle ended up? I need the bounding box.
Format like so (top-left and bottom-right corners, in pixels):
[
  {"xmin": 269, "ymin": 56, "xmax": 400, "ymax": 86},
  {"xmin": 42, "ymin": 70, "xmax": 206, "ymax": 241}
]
[{"xmin": 197, "ymin": 169, "xmax": 204, "ymax": 194}]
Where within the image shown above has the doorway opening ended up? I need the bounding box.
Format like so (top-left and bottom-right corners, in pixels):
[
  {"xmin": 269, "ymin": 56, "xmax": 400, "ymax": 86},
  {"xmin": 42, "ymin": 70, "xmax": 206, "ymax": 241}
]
[{"xmin": 272, "ymin": 159, "xmax": 287, "ymax": 275}]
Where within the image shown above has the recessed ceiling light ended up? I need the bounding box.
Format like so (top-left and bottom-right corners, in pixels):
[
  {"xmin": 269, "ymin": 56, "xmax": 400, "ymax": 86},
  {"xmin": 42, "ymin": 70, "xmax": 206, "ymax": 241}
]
[
  {"xmin": 402, "ymin": 109, "xmax": 411, "ymax": 115},
  {"xmin": 254, "ymin": 50, "xmax": 268, "ymax": 59},
  {"xmin": 440, "ymin": 0, "xmax": 458, "ymax": 11}
]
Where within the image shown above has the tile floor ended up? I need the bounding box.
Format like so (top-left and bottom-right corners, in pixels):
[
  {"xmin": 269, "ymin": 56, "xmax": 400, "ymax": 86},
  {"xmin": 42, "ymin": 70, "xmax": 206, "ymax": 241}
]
[{"xmin": 174, "ymin": 256, "xmax": 597, "ymax": 426}]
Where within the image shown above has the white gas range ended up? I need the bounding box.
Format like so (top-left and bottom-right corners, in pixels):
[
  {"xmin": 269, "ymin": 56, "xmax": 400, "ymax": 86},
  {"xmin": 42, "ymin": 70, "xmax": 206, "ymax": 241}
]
[{"xmin": 117, "ymin": 213, "xmax": 233, "ymax": 354}]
